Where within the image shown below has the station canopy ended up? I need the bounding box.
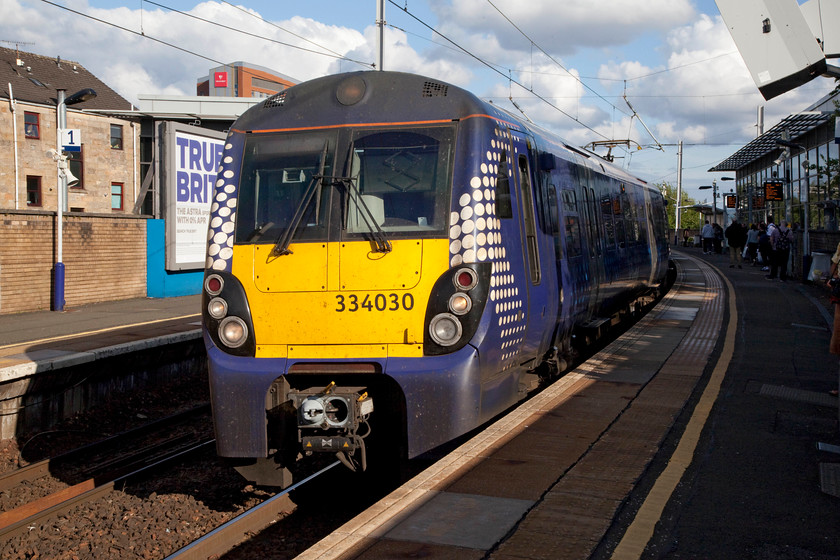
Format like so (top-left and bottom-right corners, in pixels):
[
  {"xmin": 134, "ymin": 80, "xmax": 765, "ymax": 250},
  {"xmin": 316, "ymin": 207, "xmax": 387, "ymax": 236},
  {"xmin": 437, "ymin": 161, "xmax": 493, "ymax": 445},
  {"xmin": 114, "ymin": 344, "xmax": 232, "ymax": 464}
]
[{"xmin": 709, "ymin": 111, "xmax": 833, "ymax": 172}]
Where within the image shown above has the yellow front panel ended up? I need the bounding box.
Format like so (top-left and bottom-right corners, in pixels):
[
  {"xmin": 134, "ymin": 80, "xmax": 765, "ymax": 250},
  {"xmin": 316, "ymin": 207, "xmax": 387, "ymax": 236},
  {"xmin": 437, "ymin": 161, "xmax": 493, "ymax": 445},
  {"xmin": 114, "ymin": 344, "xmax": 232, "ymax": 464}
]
[
  {"xmin": 253, "ymin": 243, "xmax": 328, "ymax": 292},
  {"xmin": 232, "ymin": 239, "xmax": 450, "ymax": 354},
  {"xmin": 338, "ymin": 240, "xmax": 423, "ymax": 291}
]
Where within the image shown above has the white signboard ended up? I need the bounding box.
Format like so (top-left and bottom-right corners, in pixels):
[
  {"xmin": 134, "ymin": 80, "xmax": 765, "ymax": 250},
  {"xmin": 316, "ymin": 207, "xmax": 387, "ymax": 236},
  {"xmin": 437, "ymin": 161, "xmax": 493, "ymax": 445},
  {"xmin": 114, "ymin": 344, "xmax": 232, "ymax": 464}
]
[
  {"xmin": 61, "ymin": 129, "xmax": 82, "ymax": 152},
  {"xmin": 163, "ymin": 122, "xmax": 227, "ymax": 271}
]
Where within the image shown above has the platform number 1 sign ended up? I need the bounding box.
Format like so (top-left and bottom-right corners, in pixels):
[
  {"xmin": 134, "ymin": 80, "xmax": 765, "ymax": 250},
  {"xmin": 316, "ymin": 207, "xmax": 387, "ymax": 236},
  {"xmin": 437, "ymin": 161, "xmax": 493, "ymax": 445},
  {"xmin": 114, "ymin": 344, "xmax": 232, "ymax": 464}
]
[{"xmin": 61, "ymin": 129, "xmax": 82, "ymax": 152}]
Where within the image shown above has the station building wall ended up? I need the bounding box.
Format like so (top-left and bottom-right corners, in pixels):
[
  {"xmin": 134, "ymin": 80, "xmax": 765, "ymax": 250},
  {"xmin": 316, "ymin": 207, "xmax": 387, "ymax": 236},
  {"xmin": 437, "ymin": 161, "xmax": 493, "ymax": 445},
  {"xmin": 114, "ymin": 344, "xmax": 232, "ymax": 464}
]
[{"xmin": 0, "ymin": 210, "xmax": 147, "ymax": 314}]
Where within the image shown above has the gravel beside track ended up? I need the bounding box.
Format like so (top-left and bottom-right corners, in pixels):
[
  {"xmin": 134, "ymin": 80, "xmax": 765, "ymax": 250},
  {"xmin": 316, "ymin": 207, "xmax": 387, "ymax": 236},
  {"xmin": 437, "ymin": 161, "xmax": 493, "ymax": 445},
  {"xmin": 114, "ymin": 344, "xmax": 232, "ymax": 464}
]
[{"xmin": 0, "ymin": 367, "xmax": 398, "ymax": 559}]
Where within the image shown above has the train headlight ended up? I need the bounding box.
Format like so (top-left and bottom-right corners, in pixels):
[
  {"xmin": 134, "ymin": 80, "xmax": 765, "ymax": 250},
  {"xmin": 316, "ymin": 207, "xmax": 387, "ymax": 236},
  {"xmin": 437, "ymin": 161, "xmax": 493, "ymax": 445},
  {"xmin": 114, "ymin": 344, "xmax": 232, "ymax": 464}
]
[
  {"xmin": 207, "ymin": 297, "xmax": 228, "ymax": 320},
  {"xmin": 219, "ymin": 316, "xmax": 248, "ymax": 348},
  {"xmin": 429, "ymin": 313, "xmax": 462, "ymax": 346},
  {"xmin": 448, "ymin": 293, "xmax": 472, "ymax": 315}
]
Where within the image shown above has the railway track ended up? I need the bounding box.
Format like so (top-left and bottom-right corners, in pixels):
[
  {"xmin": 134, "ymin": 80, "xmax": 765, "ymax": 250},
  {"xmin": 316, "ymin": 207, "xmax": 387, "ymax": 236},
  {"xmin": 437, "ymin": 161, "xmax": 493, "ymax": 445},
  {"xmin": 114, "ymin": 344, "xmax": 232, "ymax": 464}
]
[
  {"xmin": 164, "ymin": 460, "xmax": 342, "ymax": 560},
  {"xmin": 0, "ymin": 406, "xmax": 213, "ymax": 541}
]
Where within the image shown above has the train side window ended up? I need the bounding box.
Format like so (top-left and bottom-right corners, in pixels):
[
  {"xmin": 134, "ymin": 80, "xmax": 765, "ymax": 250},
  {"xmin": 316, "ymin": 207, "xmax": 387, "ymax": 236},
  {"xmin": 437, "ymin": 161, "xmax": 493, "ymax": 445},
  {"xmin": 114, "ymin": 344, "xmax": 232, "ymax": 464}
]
[
  {"xmin": 496, "ymin": 149, "xmax": 513, "ymax": 219},
  {"xmin": 600, "ymin": 194, "xmax": 616, "ymax": 248},
  {"xmin": 581, "ymin": 188, "xmax": 595, "ymax": 258},
  {"xmin": 518, "ymin": 154, "xmax": 540, "ymax": 284},
  {"xmin": 547, "ymin": 184, "xmax": 562, "ymax": 260},
  {"xmin": 590, "ymin": 187, "xmax": 601, "ymax": 255},
  {"xmin": 614, "ymin": 200, "xmax": 626, "ymax": 248},
  {"xmin": 564, "ymin": 215, "xmax": 582, "ymax": 257}
]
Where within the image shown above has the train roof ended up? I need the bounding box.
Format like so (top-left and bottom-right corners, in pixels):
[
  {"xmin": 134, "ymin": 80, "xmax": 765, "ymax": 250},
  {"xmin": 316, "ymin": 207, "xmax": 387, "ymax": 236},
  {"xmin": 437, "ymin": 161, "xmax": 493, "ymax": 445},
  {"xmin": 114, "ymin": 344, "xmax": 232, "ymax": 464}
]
[
  {"xmin": 231, "ymin": 71, "xmax": 494, "ymax": 133},
  {"xmin": 233, "ymin": 70, "xmax": 651, "ymax": 191}
]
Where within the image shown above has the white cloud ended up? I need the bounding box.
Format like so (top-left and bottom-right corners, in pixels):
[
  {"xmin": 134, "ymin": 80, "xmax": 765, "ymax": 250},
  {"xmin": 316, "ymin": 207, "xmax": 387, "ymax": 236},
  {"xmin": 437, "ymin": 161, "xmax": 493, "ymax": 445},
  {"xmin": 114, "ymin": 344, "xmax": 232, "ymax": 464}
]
[
  {"xmin": 2, "ymin": 0, "xmax": 834, "ymax": 192},
  {"xmin": 431, "ymin": 0, "xmax": 696, "ymax": 55}
]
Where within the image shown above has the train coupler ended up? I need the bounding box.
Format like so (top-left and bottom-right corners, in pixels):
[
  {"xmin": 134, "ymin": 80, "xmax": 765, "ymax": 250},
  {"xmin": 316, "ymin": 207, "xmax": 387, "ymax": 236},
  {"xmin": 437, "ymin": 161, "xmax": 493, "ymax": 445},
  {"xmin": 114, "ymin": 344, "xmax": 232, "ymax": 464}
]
[{"xmin": 290, "ymin": 384, "xmax": 373, "ymax": 470}]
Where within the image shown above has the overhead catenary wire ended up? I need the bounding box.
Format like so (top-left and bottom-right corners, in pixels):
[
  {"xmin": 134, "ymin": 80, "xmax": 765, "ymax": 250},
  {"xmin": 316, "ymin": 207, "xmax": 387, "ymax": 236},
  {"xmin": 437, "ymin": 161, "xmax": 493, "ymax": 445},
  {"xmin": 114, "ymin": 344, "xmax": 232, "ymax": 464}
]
[
  {"xmin": 142, "ymin": 0, "xmax": 374, "ymax": 68},
  {"xmin": 217, "ymin": 0, "xmax": 360, "ymax": 64},
  {"xmin": 484, "ymin": 0, "xmax": 630, "ymax": 119},
  {"xmin": 387, "ymin": 0, "xmax": 611, "ymax": 141},
  {"xmin": 38, "ymin": 0, "xmax": 374, "ymax": 77}
]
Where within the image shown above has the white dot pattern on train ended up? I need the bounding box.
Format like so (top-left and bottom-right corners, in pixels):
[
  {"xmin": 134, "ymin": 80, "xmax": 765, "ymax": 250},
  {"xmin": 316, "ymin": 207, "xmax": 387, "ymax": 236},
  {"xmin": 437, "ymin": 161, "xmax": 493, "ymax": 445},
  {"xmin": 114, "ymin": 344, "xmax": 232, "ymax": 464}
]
[
  {"xmin": 206, "ymin": 141, "xmax": 238, "ymax": 272},
  {"xmin": 448, "ymin": 128, "xmax": 525, "ymax": 365}
]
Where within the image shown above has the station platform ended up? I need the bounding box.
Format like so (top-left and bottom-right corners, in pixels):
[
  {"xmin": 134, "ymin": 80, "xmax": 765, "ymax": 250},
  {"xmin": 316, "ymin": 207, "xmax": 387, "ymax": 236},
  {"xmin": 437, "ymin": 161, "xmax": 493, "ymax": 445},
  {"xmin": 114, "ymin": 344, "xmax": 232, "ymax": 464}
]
[
  {"xmin": 0, "ymin": 295, "xmax": 201, "ymax": 381},
  {"xmin": 0, "ymin": 251, "xmax": 838, "ymax": 559},
  {"xmin": 296, "ymin": 250, "xmax": 840, "ymax": 560},
  {"xmin": 0, "ymin": 295, "xmax": 202, "ymax": 439}
]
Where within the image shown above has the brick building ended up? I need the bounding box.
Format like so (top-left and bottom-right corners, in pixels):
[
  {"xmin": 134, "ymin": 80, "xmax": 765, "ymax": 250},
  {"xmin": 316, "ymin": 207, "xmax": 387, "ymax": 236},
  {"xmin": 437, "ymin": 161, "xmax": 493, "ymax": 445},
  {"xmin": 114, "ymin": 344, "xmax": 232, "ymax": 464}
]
[
  {"xmin": 0, "ymin": 47, "xmax": 139, "ymax": 213},
  {"xmin": 196, "ymin": 61, "xmax": 297, "ymax": 98}
]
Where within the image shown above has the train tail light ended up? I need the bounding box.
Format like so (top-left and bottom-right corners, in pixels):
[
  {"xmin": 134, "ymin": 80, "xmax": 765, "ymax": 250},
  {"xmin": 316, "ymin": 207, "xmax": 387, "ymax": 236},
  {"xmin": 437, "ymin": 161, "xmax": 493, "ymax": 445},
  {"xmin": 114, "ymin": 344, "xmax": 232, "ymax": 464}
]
[
  {"xmin": 453, "ymin": 268, "xmax": 478, "ymax": 290},
  {"xmin": 205, "ymin": 274, "xmax": 224, "ymax": 295}
]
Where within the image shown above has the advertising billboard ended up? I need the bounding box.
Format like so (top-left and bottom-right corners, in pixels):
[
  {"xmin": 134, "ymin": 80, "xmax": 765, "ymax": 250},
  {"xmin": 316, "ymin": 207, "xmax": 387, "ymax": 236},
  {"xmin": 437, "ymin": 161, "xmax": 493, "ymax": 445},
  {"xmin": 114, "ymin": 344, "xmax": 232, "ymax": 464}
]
[{"xmin": 163, "ymin": 122, "xmax": 227, "ymax": 271}]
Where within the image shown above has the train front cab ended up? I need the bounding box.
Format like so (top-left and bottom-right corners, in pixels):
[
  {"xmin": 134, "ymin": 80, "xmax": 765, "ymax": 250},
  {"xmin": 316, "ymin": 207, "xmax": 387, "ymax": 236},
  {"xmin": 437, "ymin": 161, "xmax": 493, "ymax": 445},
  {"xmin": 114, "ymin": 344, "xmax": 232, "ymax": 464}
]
[{"xmin": 203, "ymin": 111, "xmax": 567, "ymax": 486}]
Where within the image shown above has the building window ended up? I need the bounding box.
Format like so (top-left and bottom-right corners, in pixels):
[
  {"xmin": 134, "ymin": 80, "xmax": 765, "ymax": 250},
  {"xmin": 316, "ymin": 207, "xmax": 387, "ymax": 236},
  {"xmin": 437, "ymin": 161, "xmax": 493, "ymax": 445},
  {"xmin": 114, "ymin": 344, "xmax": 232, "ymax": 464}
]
[
  {"xmin": 26, "ymin": 176, "xmax": 42, "ymax": 206},
  {"xmin": 110, "ymin": 124, "xmax": 123, "ymax": 150},
  {"xmin": 111, "ymin": 182, "xmax": 124, "ymax": 211},
  {"xmin": 24, "ymin": 112, "xmax": 40, "ymax": 139},
  {"xmin": 67, "ymin": 147, "xmax": 84, "ymax": 189}
]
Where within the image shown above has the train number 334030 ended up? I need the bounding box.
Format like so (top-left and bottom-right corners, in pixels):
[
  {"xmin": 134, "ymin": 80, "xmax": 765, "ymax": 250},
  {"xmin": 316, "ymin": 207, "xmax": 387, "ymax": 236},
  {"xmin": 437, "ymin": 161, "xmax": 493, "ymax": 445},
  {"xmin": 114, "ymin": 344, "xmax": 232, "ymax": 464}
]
[{"xmin": 335, "ymin": 293, "xmax": 415, "ymax": 312}]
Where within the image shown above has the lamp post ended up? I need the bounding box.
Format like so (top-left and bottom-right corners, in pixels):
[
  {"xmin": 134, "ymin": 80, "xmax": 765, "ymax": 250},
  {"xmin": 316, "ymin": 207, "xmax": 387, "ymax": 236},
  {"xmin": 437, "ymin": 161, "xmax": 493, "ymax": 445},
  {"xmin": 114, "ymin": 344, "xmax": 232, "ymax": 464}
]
[
  {"xmin": 699, "ymin": 182, "xmax": 718, "ymax": 225},
  {"xmin": 803, "ymin": 159, "xmax": 811, "ymax": 267},
  {"xmin": 720, "ymin": 176, "xmax": 734, "ymax": 225},
  {"xmin": 52, "ymin": 87, "xmax": 97, "ymax": 311},
  {"xmin": 775, "ymin": 136, "xmax": 805, "ymax": 225}
]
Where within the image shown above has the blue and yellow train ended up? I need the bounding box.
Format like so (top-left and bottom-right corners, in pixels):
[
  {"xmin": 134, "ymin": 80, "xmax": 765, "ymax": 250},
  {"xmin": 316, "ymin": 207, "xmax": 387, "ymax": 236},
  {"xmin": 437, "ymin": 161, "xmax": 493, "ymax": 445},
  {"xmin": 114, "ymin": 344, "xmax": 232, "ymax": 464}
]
[{"xmin": 201, "ymin": 71, "xmax": 670, "ymax": 486}]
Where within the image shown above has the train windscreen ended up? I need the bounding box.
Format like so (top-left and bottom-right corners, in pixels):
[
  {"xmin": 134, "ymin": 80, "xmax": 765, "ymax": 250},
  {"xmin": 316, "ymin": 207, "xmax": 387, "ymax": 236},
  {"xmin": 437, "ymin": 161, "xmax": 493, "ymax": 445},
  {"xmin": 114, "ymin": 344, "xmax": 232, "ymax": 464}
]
[
  {"xmin": 344, "ymin": 127, "xmax": 454, "ymax": 237},
  {"xmin": 235, "ymin": 131, "xmax": 336, "ymax": 245},
  {"xmin": 234, "ymin": 126, "xmax": 454, "ymax": 246}
]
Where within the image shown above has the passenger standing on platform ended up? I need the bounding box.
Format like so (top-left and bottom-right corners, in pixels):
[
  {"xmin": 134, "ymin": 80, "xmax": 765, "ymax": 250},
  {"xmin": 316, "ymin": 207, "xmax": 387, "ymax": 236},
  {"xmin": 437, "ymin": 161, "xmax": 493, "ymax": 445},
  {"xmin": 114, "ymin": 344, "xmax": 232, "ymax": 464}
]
[
  {"xmin": 767, "ymin": 220, "xmax": 792, "ymax": 281},
  {"xmin": 712, "ymin": 223, "xmax": 724, "ymax": 254},
  {"xmin": 683, "ymin": 228, "xmax": 690, "ymax": 247},
  {"xmin": 758, "ymin": 224, "xmax": 771, "ymax": 270},
  {"xmin": 825, "ymin": 242, "xmax": 840, "ymax": 397},
  {"xmin": 701, "ymin": 220, "xmax": 714, "ymax": 254},
  {"xmin": 745, "ymin": 223, "xmax": 759, "ymax": 265},
  {"xmin": 725, "ymin": 219, "xmax": 746, "ymax": 268}
]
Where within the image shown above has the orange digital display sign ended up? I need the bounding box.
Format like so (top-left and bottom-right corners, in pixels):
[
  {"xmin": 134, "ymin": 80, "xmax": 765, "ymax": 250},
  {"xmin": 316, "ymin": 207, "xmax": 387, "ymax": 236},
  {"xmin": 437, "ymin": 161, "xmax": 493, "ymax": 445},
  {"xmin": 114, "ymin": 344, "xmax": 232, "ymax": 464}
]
[{"xmin": 764, "ymin": 180, "xmax": 784, "ymax": 202}]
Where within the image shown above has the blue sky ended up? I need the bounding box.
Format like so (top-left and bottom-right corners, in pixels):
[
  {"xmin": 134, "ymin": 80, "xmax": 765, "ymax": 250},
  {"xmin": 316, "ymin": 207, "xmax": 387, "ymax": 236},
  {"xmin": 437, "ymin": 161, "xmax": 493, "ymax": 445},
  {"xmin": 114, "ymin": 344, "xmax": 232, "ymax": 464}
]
[{"xmin": 2, "ymin": 0, "xmax": 834, "ymax": 202}]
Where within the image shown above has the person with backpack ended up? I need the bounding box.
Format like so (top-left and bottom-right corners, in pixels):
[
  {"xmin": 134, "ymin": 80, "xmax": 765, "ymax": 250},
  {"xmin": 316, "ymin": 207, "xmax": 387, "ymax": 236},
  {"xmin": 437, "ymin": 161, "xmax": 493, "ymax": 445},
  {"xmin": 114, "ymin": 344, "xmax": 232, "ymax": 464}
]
[{"xmin": 766, "ymin": 220, "xmax": 792, "ymax": 281}]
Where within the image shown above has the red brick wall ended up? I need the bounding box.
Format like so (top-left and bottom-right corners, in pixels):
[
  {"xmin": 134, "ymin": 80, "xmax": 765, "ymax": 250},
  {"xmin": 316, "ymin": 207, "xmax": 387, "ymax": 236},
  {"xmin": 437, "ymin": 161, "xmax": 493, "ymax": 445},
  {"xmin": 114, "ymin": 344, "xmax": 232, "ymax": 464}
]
[{"xmin": 0, "ymin": 210, "xmax": 147, "ymax": 314}]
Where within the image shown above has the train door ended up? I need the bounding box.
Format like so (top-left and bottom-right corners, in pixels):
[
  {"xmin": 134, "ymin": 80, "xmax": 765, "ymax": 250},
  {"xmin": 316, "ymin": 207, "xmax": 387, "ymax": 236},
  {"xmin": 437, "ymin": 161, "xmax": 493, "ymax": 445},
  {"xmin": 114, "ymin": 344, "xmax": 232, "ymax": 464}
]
[{"xmin": 510, "ymin": 131, "xmax": 556, "ymax": 369}]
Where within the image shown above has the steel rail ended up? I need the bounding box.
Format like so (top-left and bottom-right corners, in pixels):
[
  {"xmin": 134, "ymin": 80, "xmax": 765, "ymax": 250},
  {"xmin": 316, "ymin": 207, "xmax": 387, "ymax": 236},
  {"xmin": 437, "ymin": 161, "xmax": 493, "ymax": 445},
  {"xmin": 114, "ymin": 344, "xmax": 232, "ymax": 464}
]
[
  {"xmin": 164, "ymin": 460, "xmax": 342, "ymax": 560},
  {"xmin": 0, "ymin": 439, "xmax": 214, "ymax": 541}
]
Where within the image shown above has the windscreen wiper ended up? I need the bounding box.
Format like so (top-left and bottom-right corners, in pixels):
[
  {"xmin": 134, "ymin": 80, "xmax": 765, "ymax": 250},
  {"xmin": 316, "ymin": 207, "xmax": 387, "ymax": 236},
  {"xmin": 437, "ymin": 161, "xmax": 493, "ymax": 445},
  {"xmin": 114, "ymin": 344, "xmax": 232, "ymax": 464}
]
[
  {"xmin": 340, "ymin": 141, "xmax": 391, "ymax": 254},
  {"xmin": 339, "ymin": 176, "xmax": 392, "ymax": 254},
  {"xmin": 271, "ymin": 144, "xmax": 328, "ymax": 257}
]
